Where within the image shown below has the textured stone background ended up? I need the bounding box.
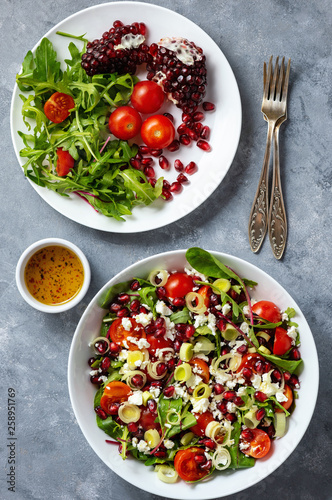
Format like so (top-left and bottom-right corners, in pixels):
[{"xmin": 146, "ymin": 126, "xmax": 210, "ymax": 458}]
[{"xmin": 1, "ymin": 0, "xmax": 331, "ymax": 499}]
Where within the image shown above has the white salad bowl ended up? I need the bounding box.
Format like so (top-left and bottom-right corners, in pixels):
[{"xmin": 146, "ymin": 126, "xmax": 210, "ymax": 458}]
[{"xmin": 68, "ymin": 249, "xmax": 319, "ymax": 499}]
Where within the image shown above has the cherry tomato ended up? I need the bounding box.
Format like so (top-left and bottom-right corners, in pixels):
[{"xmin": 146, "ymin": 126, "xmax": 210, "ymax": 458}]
[
  {"xmin": 275, "ymin": 384, "xmax": 293, "ymax": 412},
  {"xmin": 108, "ymin": 318, "xmax": 146, "ymax": 350},
  {"xmin": 56, "ymin": 148, "xmax": 75, "ymax": 176},
  {"xmin": 108, "ymin": 106, "xmax": 142, "ymax": 140},
  {"xmin": 140, "ymin": 114, "xmax": 175, "ymax": 149},
  {"xmin": 100, "ymin": 381, "xmax": 132, "ymax": 414},
  {"xmin": 252, "ymin": 301, "xmax": 281, "ymax": 324},
  {"xmin": 164, "ymin": 272, "xmax": 195, "ymax": 299},
  {"xmin": 189, "ymin": 358, "xmax": 210, "ymax": 384},
  {"xmin": 273, "ymin": 327, "xmax": 292, "ymax": 355},
  {"xmin": 146, "ymin": 334, "xmax": 173, "ymax": 356},
  {"xmin": 138, "ymin": 407, "xmax": 161, "ymax": 431},
  {"xmin": 236, "ymin": 353, "xmax": 265, "ymax": 373},
  {"xmin": 174, "ymin": 447, "xmax": 210, "ymax": 481},
  {"xmin": 190, "ymin": 411, "xmax": 214, "ymax": 436},
  {"xmin": 44, "ymin": 92, "xmax": 75, "ymax": 123},
  {"xmin": 197, "ymin": 285, "xmax": 211, "ymax": 308},
  {"xmin": 130, "ymin": 81, "xmax": 165, "ymax": 114},
  {"xmin": 242, "ymin": 428, "xmax": 271, "ymax": 459}
]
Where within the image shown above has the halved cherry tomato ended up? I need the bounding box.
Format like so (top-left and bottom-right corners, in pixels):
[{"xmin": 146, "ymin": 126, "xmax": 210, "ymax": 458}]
[
  {"xmin": 243, "ymin": 429, "xmax": 271, "ymax": 459},
  {"xmin": 130, "ymin": 81, "xmax": 165, "ymax": 114},
  {"xmin": 140, "ymin": 114, "xmax": 175, "ymax": 149},
  {"xmin": 189, "ymin": 358, "xmax": 210, "ymax": 383},
  {"xmin": 236, "ymin": 353, "xmax": 265, "ymax": 373},
  {"xmin": 56, "ymin": 148, "xmax": 75, "ymax": 176},
  {"xmin": 100, "ymin": 381, "xmax": 132, "ymax": 414},
  {"xmin": 108, "ymin": 106, "xmax": 142, "ymax": 140},
  {"xmin": 44, "ymin": 92, "xmax": 75, "ymax": 123},
  {"xmin": 273, "ymin": 327, "xmax": 292, "ymax": 355},
  {"xmin": 252, "ymin": 301, "xmax": 281, "ymax": 324},
  {"xmin": 174, "ymin": 447, "xmax": 210, "ymax": 481},
  {"xmin": 108, "ymin": 318, "xmax": 146, "ymax": 350},
  {"xmin": 164, "ymin": 272, "xmax": 195, "ymax": 299},
  {"xmin": 190, "ymin": 411, "xmax": 214, "ymax": 436},
  {"xmin": 146, "ymin": 334, "xmax": 173, "ymax": 356},
  {"xmin": 275, "ymin": 384, "xmax": 293, "ymax": 412},
  {"xmin": 138, "ymin": 407, "xmax": 160, "ymax": 431},
  {"xmin": 197, "ymin": 285, "xmax": 211, "ymax": 308}
]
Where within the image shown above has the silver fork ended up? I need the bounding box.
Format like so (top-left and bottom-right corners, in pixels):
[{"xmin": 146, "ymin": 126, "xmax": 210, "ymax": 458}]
[{"xmin": 248, "ymin": 56, "xmax": 290, "ymax": 256}]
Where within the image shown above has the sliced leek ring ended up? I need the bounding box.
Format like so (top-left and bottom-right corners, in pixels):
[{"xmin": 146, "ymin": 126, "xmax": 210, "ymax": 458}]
[
  {"xmin": 257, "ymin": 331, "xmax": 271, "ymax": 342},
  {"xmin": 258, "ymin": 345, "xmax": 271, "ymax": 355},
  {"xmin": 148, "ymin": 269, "xmax": 169, "ymax": 287},
  {"xmin": 92, "ymin": 337, "xmax": 110, "ymax": 355},
  {"xmin": 180, "ymin": 431, "xmax": 195, "ymax": 446},
  {"xmin": 144, "ymin": 429, "xmax": 160, "ymax": 448},
  {"xmin": 127, "ymin": 350, "xmax": 144, "ymax": 370},
  {"xmin": 243, "ymin": 408, "xmax": 260, "ymax": 429},
  {"xmin": 274, "ymin": 411, "xmax": 287, "ymax": 438},
  {"xmin": 192, "ymin": 383, "xmax": 212, "ymax": 400},
  {"xmin": 212, "ymin": 278, "xmax": 231, "ymax": 294},
  {"xmin": 122, "ymin": 370, "xmax": 147, "ymax": 389},
  {"xmin": 193, "ymin": 335, "xmax": 215, "ymax": 355},
  {"xmin": 155, "ymin": 465, "xmax": 178, "ymax": 483},
  {"xmin": 147, "ymin": 361, "xmax": 167, "ymax": 380},
  {"xmin": 166, "ymin": 409, "xmax": 181, "ymax": 426},
  {"xmin": 179, "ymin": 342, "xmax": 194, "ymax": 362},
  {"xmin": 185, "ymin": 292, "xmax": 207, "ymax": 314},
  {"xmin": 174, "ymin": 363, "xmax": 192, "ymax": 382},
  {"xmin": 142, "ymin": 391, "xmax": 152, "ymax": 406},
  {"xmin": 221, "ymin": 323, "xmax": 238, "ymax": 341},
  {"xmin": 228, "ymin": 355, "xmax": 241, "ymax": 371},
  {"xmin": 156, "ymin": 347, "xmax": 174, "ymax": 360},
  {"xmin": 212, "ymin": 448, "xmax": 231, "ymax": 470},
  {"xmin": 118, "ymin": 403, "xmax": 141, "ymax": 423}
]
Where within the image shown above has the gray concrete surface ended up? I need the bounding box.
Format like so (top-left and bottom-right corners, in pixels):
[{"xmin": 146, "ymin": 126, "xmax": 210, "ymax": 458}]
[{"xmin": 1, "ymin": 0, "xmax": 331, "ymax": 499}]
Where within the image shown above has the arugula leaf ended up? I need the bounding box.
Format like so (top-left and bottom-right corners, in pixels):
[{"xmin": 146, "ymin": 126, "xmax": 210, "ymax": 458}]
[
  {"xmin": 186, "ymin": 248, "xmax": 238, "ymax": 280},
  {"xmin": 259, "ymin": 352, "xmax": 303, "ymax": 374},
  {"xmin": 99, "ymin": 280, "xmax": 132, "ymax": 309},
  {"xmin": 228, "ymin": 420, "xmax": 255, "ymax": 469},
  {"xmin": 170, "ymin": 307, "xmax": 191, "ymax": 324}
]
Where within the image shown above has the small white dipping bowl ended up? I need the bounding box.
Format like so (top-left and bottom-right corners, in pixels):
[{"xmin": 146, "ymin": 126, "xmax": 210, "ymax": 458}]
[{"xmin": 16, "ymin": 238, "xmax": 91, "ymax": 313}]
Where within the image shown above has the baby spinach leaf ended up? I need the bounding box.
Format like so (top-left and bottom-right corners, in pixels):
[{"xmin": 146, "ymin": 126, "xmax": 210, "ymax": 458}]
[
  {"xmin": 228, "ymin": 420, "xmax": 255, "ymax": 469},
  {"xmin": 99, "ymin": 280, "xmax": 132, "ymax": 309},
  {"xmin": 186, "ymin": 248, "xmax": 237, "ymax": 280},
  {"xmin": 170, "ymin": 307, "xmax": 191, "ymax": 324}
]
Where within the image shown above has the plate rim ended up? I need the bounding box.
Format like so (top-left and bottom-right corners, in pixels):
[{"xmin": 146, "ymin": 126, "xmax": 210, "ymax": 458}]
[{"xmin": 10, "ymin": 1, "xmax": 242, "ymax": 233}]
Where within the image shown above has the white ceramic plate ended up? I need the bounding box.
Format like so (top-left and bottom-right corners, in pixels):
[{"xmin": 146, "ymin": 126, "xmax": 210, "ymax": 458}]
[
  {"xmin": 10, "ymin": 1, "xmax": 241, "ymax": 233},
  {"xmin": 68, "ymin": 249, "xmax": 319, "ymax": 499}
]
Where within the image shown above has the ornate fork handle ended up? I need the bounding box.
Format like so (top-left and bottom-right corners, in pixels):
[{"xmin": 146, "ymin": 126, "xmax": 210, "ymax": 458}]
[
  {"xmin": 248, "ymin": 119, "xmax": 276, "ymax": 253},
  {"xmin": 268, "ymin": 122, "xmax": 287, "ymax": 259}
]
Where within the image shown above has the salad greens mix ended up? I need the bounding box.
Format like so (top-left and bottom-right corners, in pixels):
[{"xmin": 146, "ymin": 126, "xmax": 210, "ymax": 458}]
[
  {"xmin": 16, "ymin": 35, "xmax": 163, "ymax": 221},
  {"xmin": 88, "ymin": 248, "xmax": 302, "ymax": 484}
]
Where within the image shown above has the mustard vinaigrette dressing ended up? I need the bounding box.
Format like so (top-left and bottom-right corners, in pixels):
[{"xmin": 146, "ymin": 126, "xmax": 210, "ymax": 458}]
[{"xmin": 24, "ymin": 245, "xmax": 84, "ymax": 305}]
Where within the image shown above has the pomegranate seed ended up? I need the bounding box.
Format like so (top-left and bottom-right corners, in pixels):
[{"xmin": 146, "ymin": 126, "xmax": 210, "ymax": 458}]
[
  {"xmin": 113, "ymin": 20, "xmax": 123, "ymax": 28},
  {"xmin": 141, "ymin": 157, "xmax": 153, "ymax": 166},
  {"xmin": 154, "ymin": 450, "xmax": 167, "ymax": 458},
  {"xmin": 156, "ymin": 287, "xmax": 166, "ymax": 300},
  {"xmin": 174, "ymin": 159, "xmax": 184, "ymax": 172},
  {"xmin": 221, "ymin": 347, "xmax": 230, "ymax": 356},
  {"xmin": 197, "ymin": 139, "xmax": 211, "ymax": 152},
  {"xmin": 144, "ymin": 166, "xmax": 155, "ymax": 178},
  {"xmin": 203, "ymin": 101, "xmax": 215, "ymax": 111},
  {"xmin": 148, "ymin": 399, "xmax": 157, "ymax": 413},
  {"xmin": 88, "ymin": 357, "xmax": 96, "ymax": 367},
  {"xmin": 170, "ymin": 181, "xmax": 182, "ymax": 193},
  {"xmin": 94, "ymin": 406, "xmax": 108, "ymax": 420},
  {"xmin": 150, "ymin": 148, "xmax": 163, "ymax": 157},
  {"xmin": 264, "ymin": 362, "xmax": 272, "ymax": 373},
  {"xmin": 130, "ymin": 299, "xmax": 140, "ymax": 311},
  {"xmin": 90, "ymin": 375, "xmax": 101, "ymax": 385},
  {"xmin": 167, "ymin": 140, "xmax": 180, "ymax": 152},
  {"xmin": 109, "ymin": 342, "xmax": 120, "ymax": 355},
  {"xmin": 233, "ymin": 396, "xmax": 244, "ymax": 406},
  {"xmin": 118, "ymin": 293, "xmax": 130, "ymax": 304},
  {"xmin": 155, "ymin": 326, "xmax": 166, "ymax": 338},
  {"xmin": 214, "ymin": 383, "xmax": 224, "ymax": 395},
  {"xmin": 159, "ymin": 156, "xmax": 169, "ymax": 169},
  {"xmin": 167, "ymin": 358, "xmax": 176, "ymax": 370},
  {"xmin": 139, "ymin": 305, "xmax": 148, "ymax": 314},
  {"xmin": 225, "ymin": 413, "xmax": 237, "ymax": 423},
  {"xmin": 108, "ymin": 403, "xmax": 120, "ymax": 415},
  {"xmin": 177, "ymin": 123, "xmax": 189, "ymax": 135},
  {"xmin": 185, "ymin": 161, "xmax": 197, "ymax": 175},
  {"xmin": 138, "ymin": 22, "xmax": 146, "ymax": 35},
  {"xmin": 101, "ymin": 357, "xmax": 111, "ymax": 371},
  {"xmin": 173, "ymin": 339, "xmax": 181, "ymax": 352},
  {"xmin": 290, "ymin": 347, "xmax": 301, "ymax": 360},
  {"xmin": 223, "ymin": 391, "xmax": 236, "ymax": 401},
  {"xmin": 255, "ymin": 360, "xmax": 264, "ymax": 374},
  {"xmin": 256, "ymin": 408, "xmax": 266, "ymax": 421},
  {"xmin": 254, "ymin": 391, "xmax": 268, "ymax": 402},
  {"xmin": 150, "ymin": 381, "xmax": 162, "ymax": 389},
  {"xmin": 180, "ymin": 134, "xmax": 191, "ymax": 146},
  {"xmin": 163, "ymin": 112, "xmax": 174, "ymax": 122},
  {"xmin": 94, "ymin": 339, "xmax": 109, "ymax": 355},
  {"xmin": 289, "ymin": 374, "xmax": 300, "ymax": 388},
  {"xmin": 116, "ymin": 307, "xmax": 129, "ymax": 318},
  {"xmin": 200, "ymin": 125, "xmax": 210, "ymax": 140},
  {"xmin": 185, "ymin": 325, "xmax": 195, "ymax": 338},
  {"xmin": 154, "ymin": 317, "xmax": 165, "ymax": 328},
  {"xmin": 163, "ymin": 178, "xmax": 171, "ymax": 189},
  {"xmin": 194, "ymin": 454, "xmax": 207, "ymax": 465},
  {"xmin": 131, "ymin": 375, "xmax": 144, "ymax": 387},
  {"xmin": 198, "ymin": 438, "xmax": 216, "ymax": 450},
  {"xmin": 156, "ymin": 363, "xmax": 167, "ymax": 376},
  {"xmin": 182, "ymin": 113, "xmax": 192, "ymax": 123},
  {"xmin": 163, "ymin": 386, "xmax": 175, "ymax": 398},
  {"xmin": 284, "ymin": 371, "xmax": 291, "ymax": 382},
  {"xmin": 200, "ymin": 459, "xmax": 212, "ymax": 471},
  {"xmin": 109, "ymin": 302, "xmax": 122, "ymax": 313},
  {"xmin": 177, "ymin": 173, "xmax": 188, "ymax": 183},
  {"xmin": 194, "ymin": 122, "xmax": 203, "ymax": 133},
  {"xmin": 138, "ymin": 145, "xmax": 151, "ymax": 155},
  {"xmin": 162, "ymin": 189, "xmax": 172, "ymax": 201},
  {"xmin": 149, "ymin": 178, "xmax": 157, "ymax": 187},
  {"xmin": 242, "ymin": 367, "xmax": 252, "ymax": 379},
  {"xmin": 272, "ymin": 369, "xmax": 282, "ymax": 382},
  {"xmin": 127, "ymin": 422, "xmax": 138, "ymax": 433},
  {"xmin": 135, "ymin": 152, "xmax": 143, "ymax": 161},
  {"xmin": 193, "ymin": 111, "xmax": 204, "ymax": 122},
  {"xmin": 265, "ymin": 424, "xmax": 275, "ymax": 438},
  {"xmin": 130, "ymin": 157, "xmax": 141, "ymax": 169},
  {"xmin": 188, "ymin": 129, "xmax": 199, "ymax": 141},
  {"xmin": 241, "ymin": 428, "xmax": 254, "ymax": 441},
  {"xmin": 130, "ymin": 280, "xmax": 140, "ymax": 291},
  {"xmin": 237, "ymin": 344, "xmax": 248, "ymax": 355},
  {"xmin": 144, "ymin": 323, "xmax": 156, "ymax": 335},
  {"xmin": 217, "ymin": 401, "xmax": 228, "ymax": 414},
  {"xmin": 173, "ymin": 297, "xmax": 185, "ymax": 307}
]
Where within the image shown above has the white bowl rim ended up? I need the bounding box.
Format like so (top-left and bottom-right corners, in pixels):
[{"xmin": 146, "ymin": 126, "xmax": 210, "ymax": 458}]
[
  {"xmin": 16, "ymin": 237, "xmax": 91, "ymax": 313},
  {"xmin": 68, "ymin": 248, "xmax": 319, "ymax": 499}
]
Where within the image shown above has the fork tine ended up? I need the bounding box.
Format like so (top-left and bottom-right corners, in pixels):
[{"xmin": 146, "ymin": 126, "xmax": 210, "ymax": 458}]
[
  {"xmin": 269, "ymin": 56, "xmax": 279, "ymax": 99},
  {"xmin": 276, "ymin": 57, "xmax": 285, "ymax": 101},
  {"xmin": 263, "ymin": 56, "xmax": 273, "ymax": 100},
  {"xmin": 281, "ymin": 58, "xmax": 291, "ymax": 103}
]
